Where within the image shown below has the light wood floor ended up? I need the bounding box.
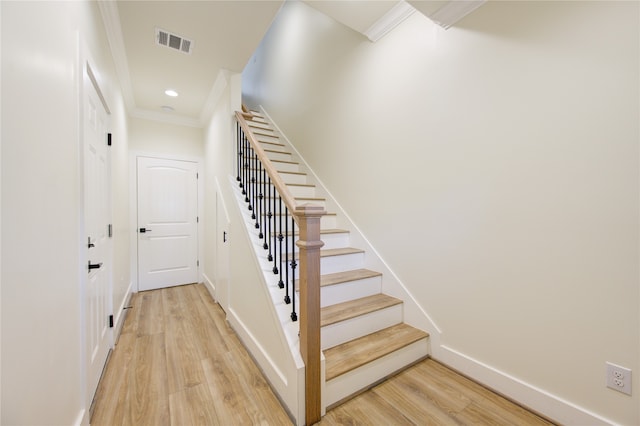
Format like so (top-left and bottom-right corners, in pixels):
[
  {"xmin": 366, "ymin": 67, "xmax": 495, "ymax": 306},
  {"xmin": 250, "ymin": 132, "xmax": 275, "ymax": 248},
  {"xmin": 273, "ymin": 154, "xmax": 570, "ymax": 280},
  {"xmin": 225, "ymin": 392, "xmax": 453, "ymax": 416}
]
[{"xmin": 91, "ymin": 283, "xmax": 555, "ymax": 425}]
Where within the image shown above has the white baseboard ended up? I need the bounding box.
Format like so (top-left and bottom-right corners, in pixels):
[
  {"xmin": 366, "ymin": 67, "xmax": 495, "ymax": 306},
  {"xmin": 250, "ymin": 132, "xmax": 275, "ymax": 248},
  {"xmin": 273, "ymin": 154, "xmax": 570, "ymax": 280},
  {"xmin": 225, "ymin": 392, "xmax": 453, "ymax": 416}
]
[
  {"xmin": 436, "ymin": 345, "xmax": 614, "ymax": 426},
  {"xmin": 74, "ymin": 408, "xmax": 88, "ymax": 426},
  {"xmin": 113, "ymin": 281, "xmax": 133, "ymax": 344},
  {"xmin": 202, "ymin": 273, "xmax": 215, "ymax": 301}
]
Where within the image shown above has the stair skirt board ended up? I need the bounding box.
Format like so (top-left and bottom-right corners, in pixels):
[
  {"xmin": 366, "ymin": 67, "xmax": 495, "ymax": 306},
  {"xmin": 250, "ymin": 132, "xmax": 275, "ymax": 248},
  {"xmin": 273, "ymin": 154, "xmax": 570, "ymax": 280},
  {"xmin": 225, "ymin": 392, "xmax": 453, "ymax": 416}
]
[
  {"xmin": 321, "ymin": 303, "xmax": 403, "ymax": 350},
  {"xmin": 324, "ymin": 340, "xmax": 430, "ymax": 409}
]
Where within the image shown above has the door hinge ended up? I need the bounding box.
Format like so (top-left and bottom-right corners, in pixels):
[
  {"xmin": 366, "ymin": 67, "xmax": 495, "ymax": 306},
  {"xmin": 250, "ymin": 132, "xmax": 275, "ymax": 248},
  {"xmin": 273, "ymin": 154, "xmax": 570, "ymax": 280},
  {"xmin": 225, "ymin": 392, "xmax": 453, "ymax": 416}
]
[
  {"xmin": 107, "ymin": 133, "xmax": 112, "ymax": 146},
  {"xmin": 197, "ymin": 260, "xmax": 200, "ymax": 267},
  {"xmin": 196, "ymin": 172, "xmax": 199, "ymax": 179},
  {"xmin": 108, "ymin": 224, "xmax": 113, "ymax": 238},
  {"xmin": 109, "ymin": 315, "xmax": 114, "ymax": 328},
  {"xmin": 197, "ymin": 216, "xmax": 199, "ymax": 223}
]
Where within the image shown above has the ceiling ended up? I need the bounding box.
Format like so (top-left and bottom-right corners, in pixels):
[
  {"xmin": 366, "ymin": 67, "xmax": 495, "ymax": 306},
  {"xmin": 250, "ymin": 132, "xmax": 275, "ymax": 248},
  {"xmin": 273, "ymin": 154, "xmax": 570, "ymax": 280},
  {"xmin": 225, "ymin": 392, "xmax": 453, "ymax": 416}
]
[{"xmin": 101, "ymin": 1, "xmax": 483, "ymax": 128}]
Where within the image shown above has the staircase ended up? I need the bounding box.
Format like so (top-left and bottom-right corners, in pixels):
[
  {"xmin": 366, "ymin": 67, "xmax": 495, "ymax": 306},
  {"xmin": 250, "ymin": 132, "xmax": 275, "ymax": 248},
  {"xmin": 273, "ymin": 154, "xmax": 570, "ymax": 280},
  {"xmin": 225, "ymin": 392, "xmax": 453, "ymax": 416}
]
[{"xmin": 239, "ymin": 109, "xmax": 430, "ymax": 412}]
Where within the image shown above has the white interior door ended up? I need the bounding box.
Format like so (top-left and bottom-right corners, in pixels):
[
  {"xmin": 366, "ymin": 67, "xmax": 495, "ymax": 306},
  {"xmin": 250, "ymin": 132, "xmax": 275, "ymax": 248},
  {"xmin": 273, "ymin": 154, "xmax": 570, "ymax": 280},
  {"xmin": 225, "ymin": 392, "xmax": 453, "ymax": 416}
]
[
  {"xmin": 137, "ymin": 157, "xmax": 198, "ymax": 291},
  {"xmin": 84, "ymin": 64, "xmax": 111, "ymax": 403}
]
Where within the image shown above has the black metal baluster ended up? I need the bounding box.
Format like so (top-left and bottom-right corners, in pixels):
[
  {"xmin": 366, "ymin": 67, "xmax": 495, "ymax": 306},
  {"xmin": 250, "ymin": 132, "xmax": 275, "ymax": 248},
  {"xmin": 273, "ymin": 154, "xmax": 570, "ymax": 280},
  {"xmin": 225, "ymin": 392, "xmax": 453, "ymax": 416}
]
[
  {"xmin": 256, "ymin": 160, "xmax": 262, "ymax": 232},
  {"xmin": 277, "ymin": 196, "xmax": 284, "ymax": 287},
  {"xmin": 236, "ymin": 123, "xmax": 241, "ymax": 184},
  {"xmin": 266, "ymin": 177, "xmax": 273, "ymax": 257},
  {"xmin": 243, "ymin": 136, "xmax": 249, "ymax": 201},
  {"xmin": 272, "ymin": 188, "xmax": 279, "ymax": 273},
  {"xmin": 290, "ymin": 215, "xmax": 297, "ymax": 322},
  {"xmin": 261, "ymin": 168, "xmax": 268, "ymax": 245},
  {"xmin": 284, "ymin": 206, "xmax": 290, "ymax": 304},
  {"xmin": 241, "ymin": 130, "xmax": 247, "ymax": 194},
  {"xmin": 249, "ymin": 146, "xmax": 255, "ymax": 215}
]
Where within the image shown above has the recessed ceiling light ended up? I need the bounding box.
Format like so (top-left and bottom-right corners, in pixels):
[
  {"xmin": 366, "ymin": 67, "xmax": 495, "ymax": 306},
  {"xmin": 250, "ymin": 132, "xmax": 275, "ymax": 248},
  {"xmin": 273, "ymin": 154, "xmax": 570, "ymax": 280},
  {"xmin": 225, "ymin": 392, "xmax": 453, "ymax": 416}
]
[
  {"xmin": 164, "ymin": 89, "xmax": 178, "ymax": 97},
  {"xmin": 161, "ymin": 105, "xmax": 174, "ymax": 112}
]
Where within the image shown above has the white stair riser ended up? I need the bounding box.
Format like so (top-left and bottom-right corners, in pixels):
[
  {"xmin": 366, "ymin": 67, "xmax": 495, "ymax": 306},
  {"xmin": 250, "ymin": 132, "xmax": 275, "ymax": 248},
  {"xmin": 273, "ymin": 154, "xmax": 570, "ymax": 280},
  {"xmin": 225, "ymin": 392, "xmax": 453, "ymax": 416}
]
[
  {"xmin": 321, "ymin": 304, "xmax": 403, "ymax": 351},
  {"xmin": 255, "ymin": 134, "xmax": 280, "ymax": 143},
  {"xmin": 282, "ymin": 251, "xmax": 364, "ymax": 278},
  {"xmin": 320, "ymin": 215, "xmax": 338, "ymax": 229},
  {"xmin": 248, "ymin": 121, "xmax": 271, "ymax": 130},
  {"xmin": 319, "ymin": 232, "xmax": 350, "ymax": 250},
  {"xmin": 321, "ymin": 276, "xmax": 381, "ymax": 308},
  {"xmin": 259, "ymin": 140, "xmax": 286, "ymax": 149},
  {"xmin": 260, "ymin": 214, "xmax": 337, "ymax": 230},
  {"xmin": 296, "ymin": 198, "xmax": 325, "ymax": 209},
  {"xmin": 319, "ymin": 252, "xmax": 364, "ymax": 274},
  {"xmin": 265, "ymin": 150, "xmax": 293, "ymax": 162},
  {"xmin": 271, "ymin": 161, "xmax": 299, "ymax": 173},
  {"xmin": 263, "ymin": 197, "xmax": 324, "ymax": 210},
  {"xmin": 324, "ymin": 338, "xmax": 429, "ymax": 408},
  {"xmin": 279, "ymin": 172, "xmax": 308, "ymax": 185},
  {"xmin": 286, "ymin": 185, "xmax": 316, "ymax": 198}
]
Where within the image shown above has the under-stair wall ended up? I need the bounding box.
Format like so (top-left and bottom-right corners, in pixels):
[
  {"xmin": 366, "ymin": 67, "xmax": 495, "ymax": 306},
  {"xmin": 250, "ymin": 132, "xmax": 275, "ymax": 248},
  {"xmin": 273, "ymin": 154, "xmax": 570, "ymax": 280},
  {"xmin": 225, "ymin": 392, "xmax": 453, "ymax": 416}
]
[{"xmin": 224, "ymin": 170, "xmax": 307, "ymax": 425}]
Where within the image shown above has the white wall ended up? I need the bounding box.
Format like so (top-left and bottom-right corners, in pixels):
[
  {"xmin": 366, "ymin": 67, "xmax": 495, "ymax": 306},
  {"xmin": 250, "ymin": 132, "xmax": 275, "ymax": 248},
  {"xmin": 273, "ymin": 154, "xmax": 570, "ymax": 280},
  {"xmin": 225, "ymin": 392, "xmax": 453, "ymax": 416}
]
[
  {"xmin": 129, "ymin": 116, "xmax": 204, "ymax": 158},
  {"xmin": 1, "ymin": 1, "xmax": 130, "ymax": 423},
  {"xmin": 242, "ymin": 1, "xmax": 639, "ymax": 424},
  {"xmin": 202, "ymin": 72, "xmax": 233, "ymax": 296}
]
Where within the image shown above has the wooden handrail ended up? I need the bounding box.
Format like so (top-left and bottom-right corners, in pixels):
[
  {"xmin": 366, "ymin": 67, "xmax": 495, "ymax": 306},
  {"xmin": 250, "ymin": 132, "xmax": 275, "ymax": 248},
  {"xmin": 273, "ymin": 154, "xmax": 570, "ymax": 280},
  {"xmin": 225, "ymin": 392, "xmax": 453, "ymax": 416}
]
[
  {"xmin": 235, "ymin": 111, "xmax": 298, "ymax": 215},
  {"xmin": 235, "ymin": 110, "xmax": 325, "ymax": 425}
]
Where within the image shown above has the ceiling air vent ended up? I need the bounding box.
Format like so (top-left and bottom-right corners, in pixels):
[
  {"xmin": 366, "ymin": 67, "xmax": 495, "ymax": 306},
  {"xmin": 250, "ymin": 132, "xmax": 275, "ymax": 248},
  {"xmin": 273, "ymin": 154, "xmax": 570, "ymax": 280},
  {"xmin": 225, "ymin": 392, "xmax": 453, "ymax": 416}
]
[{"xmin": 155, "ymin": 28, "xmax": 193, "ymax": 54}]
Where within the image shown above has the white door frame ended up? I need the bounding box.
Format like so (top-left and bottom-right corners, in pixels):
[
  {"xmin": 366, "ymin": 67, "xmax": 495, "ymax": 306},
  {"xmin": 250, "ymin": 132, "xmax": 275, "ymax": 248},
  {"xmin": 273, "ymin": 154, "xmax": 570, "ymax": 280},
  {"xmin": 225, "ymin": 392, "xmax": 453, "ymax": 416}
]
[{"xmin": 129, "ymin": 151, "xmax": 204, "ymax": 292}]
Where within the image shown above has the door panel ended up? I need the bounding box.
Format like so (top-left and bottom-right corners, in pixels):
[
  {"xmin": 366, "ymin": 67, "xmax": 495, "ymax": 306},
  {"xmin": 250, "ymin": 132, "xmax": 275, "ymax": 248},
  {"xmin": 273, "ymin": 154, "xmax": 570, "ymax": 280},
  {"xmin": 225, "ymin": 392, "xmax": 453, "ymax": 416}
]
[
  {"xmin": 84, "ymin": 65, "xmax": 111, "ymax": 404},
  {"xmin": 137, "ymin": 157, "xmax": 198, "ymax": 291}
]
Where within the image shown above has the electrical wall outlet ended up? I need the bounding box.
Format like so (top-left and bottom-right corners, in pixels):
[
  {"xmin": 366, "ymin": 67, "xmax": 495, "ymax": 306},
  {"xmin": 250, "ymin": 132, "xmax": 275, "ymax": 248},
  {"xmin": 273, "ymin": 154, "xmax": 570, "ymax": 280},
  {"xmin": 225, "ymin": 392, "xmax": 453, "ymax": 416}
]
[{"xmin": 606, "ymin": 362, "xmax": 632, "ymax": 395}]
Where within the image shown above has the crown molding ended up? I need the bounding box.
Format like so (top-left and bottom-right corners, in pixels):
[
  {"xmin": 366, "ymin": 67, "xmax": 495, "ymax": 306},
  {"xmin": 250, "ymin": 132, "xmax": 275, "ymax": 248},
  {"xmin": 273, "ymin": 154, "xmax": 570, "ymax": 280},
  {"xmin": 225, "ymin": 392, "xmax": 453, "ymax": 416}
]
[
  {"xmin": 425, "ymin": 0, "xmax": 486, "ymax": 29},
  {"xmin": 130, "ymin": 108, "xmax": 203, "ymax": 128},
  {"xmin": 364, "ymin": 1, "xmax": 416, "ymax": 42},
  {"xmin": 97, "ymin": 0, "xmax": 135, "ymax": 110}
]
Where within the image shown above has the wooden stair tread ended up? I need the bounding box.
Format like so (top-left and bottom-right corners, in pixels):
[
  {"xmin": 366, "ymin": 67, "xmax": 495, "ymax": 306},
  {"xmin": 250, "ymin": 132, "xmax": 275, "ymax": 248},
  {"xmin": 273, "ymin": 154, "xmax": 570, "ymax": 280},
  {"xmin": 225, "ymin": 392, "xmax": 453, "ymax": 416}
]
[
  {"xmin": 257, "ymin": 179, "xmax": 316, "ymax": 188},
  {"xmin": 279, "ymin": 170, "xmax": 306, "ymax": 176},
  {"xmin": 270, "ymin": 159, "xmax": 298, "ymax": 165},
  {"xmin": 249, "ymin": 123, "xmax": 274, "ymax": 131},
  {"xmin": 273, "ymin": 228, "xmax": 349, "ymax": 239},
  {"xmin": 290, "ymin": 247, "xmax": 363, "ymax": 258},
  {"xmin": 248, "ymin": 121, "xmax": 271, "ymax": 128},
  {"xmin": 263, "ymin": 148, "xmax": 292, "ymax": 155},
  {"xmin": 264, "ymin": 196, "xmax": 323, "ymax": 202},
  {"xmin": 321, "ymin": 294, "xmax": 402, "ymax": 327},
  {"xmin": 320, "ymin": 268, "xmax": 381, "ymax": 287},
  {"xmin": 287, "ymin": 183, "xmax": 315, "ymax": 188},
  {"xmin": 253, "ymin": 130, "xmax": 278, "ymax": 138},
  {"xmin": 261, "ymin": 212, "xmax": 336, "ymax": 218},
  {"xmin": 257, "ymin": 182, "xmax": 314, "ymax": 188},
  {"xmin": 295, "ymin": 196, "xmax": 324, "ymax": 202},
  {"xmin": 321, "ymin": 247, "xmax": 363, "ymax": 257},
  {"xmin": 259, "ymin": 140, "xmax": 286, "ymax": 147},
  {"xmin": 324, "ymin": 323, "xmax": 429, "ymax": 381}
]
